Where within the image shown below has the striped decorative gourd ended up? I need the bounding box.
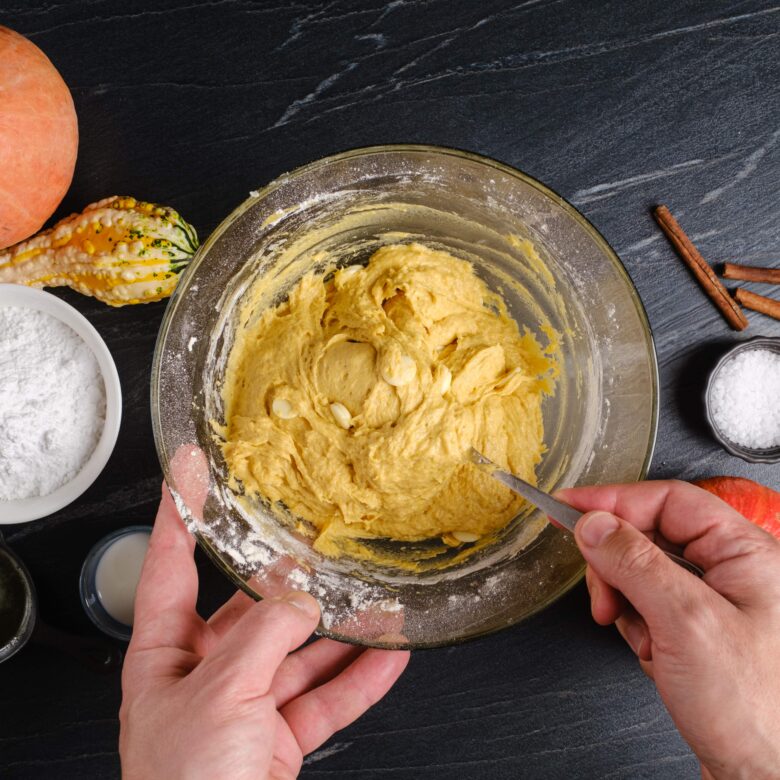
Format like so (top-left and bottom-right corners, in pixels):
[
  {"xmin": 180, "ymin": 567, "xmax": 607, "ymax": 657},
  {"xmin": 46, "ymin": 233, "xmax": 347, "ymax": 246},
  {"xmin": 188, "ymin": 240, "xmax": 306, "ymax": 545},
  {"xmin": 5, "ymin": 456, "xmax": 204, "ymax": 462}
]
[{"xmin": 0, "ymin": 196, "xmax": 198, "ymax": 305}]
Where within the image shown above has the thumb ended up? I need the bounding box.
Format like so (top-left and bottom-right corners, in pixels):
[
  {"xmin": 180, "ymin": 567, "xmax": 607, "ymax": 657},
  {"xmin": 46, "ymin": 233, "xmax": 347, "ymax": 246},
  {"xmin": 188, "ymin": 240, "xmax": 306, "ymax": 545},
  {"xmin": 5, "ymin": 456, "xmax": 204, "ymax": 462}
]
[
  {"xmin": 574, "ymin": 511, "xmax": 713, "ymax": 637},
  {"xmin": 193, "ymin": 591, "xmax": 320, "ymax": 700}
]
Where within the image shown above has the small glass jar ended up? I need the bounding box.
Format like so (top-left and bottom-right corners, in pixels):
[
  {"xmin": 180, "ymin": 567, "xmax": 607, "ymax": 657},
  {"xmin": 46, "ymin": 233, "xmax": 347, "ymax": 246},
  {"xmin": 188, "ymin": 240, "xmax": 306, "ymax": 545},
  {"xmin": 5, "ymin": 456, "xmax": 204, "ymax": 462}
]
[
  {"xmin": 79, "ymin": 526, "xmax": 152, "ymax": 641},
  {"xmin": 0, "ymin": 543, "xmax": 36, "ymax": 663}
]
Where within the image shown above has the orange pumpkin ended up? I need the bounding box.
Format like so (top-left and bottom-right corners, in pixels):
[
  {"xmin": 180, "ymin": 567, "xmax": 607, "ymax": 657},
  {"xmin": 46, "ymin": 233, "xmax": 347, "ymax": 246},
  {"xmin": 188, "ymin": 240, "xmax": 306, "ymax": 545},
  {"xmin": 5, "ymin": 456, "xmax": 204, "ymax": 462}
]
[
  {"xmin": 0, "ymin": 26, "xmax": 78, "ymax": 249},
  {"xmin": 695, "ymin": 477, "xmax": 780, "ymax": 540}
]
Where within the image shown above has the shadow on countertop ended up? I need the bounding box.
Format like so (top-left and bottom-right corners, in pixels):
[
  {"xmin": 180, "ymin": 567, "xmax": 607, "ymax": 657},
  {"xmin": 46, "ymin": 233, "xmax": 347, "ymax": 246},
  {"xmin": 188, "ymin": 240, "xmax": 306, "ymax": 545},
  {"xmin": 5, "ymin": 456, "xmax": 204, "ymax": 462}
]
[{"xmin": 673, "ymin": 339, "xmax": 737, "ymax": 439}]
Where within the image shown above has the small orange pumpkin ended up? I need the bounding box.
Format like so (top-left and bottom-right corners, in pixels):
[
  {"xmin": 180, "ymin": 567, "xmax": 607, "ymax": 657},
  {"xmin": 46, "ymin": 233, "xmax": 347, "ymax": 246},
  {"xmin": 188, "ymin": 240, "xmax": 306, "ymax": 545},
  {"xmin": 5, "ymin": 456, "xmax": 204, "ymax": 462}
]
[
  {"xmin": 695, "ymin": 477, "xmax": 780, "ymax": 540},
  {"xmin": 0, "ymin": 26, "xmax": 79, "ymax": 249}
]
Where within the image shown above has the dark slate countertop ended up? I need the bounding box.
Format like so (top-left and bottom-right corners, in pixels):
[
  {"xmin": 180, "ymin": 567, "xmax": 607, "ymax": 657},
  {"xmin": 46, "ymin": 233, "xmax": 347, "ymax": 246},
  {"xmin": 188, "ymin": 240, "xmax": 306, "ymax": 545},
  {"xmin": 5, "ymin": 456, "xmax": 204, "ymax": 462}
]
[{"xmin": 1, "ymin": 1, "xmax": 778, "ymax": 777}]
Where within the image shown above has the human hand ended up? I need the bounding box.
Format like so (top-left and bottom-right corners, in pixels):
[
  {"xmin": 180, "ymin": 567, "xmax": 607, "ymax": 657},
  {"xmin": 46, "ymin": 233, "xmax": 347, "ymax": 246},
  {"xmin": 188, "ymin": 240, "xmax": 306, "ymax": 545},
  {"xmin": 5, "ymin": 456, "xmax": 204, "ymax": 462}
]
[
  {"xmin": 560, "ymin": 480, "xmax": 780, "ymax": 780},
  {"xmin": 119, "ymin": 484, "xmax": 409, "ymax": 780}
]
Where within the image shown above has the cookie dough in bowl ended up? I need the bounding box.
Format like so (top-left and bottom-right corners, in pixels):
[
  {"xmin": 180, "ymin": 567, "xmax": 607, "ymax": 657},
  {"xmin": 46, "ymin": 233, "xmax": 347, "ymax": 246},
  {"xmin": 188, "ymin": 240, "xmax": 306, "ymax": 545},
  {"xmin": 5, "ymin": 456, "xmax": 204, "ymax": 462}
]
[
  {"xmin": 152, "ymin": 145, "xmax": 658, "ymax": 649},
  {"xmin": 219, "ymin": 242, "xmax": 558, "ymax": 563}
]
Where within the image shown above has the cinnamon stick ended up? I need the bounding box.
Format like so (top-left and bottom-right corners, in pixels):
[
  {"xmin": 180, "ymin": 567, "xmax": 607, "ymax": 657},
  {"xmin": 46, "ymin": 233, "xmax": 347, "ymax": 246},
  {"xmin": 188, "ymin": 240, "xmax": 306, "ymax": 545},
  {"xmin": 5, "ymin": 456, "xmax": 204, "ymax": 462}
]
[
  {"xmin": 723, "ymin": 263, "xmax": 780, "ymax": 285},
  {"xmin": 734, "ymin": 288, "xmax": 780, "ymax": 322},
  {"xmin": 653, "ymin": 205, "xmax": 748, "ymax": 331}
]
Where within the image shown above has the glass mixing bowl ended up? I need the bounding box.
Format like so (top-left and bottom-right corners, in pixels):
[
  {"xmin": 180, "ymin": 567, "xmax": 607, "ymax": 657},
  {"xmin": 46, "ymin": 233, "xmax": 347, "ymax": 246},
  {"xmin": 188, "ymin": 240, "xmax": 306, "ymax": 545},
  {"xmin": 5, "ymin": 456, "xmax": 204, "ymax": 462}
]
[{"xmin": 151, "ymin": 145, "xmax": 658, "ymax": 649}]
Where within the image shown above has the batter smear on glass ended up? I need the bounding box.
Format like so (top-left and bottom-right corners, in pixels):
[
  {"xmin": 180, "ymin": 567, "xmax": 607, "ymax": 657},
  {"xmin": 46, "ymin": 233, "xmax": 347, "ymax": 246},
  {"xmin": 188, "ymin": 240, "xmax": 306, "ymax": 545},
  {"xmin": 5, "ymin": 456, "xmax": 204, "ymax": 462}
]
[{"xmin": 220, "ymin": 243, "xmax": 557, "ymax": 558}]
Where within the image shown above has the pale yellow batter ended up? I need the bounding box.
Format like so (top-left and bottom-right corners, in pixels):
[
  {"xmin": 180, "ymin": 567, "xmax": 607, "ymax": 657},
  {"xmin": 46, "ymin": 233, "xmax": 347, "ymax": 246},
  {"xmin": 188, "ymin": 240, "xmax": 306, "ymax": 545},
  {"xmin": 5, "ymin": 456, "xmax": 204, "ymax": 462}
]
[{"xmin": 220, "ymin": 243, "xmax": 557, "ymax": 558}]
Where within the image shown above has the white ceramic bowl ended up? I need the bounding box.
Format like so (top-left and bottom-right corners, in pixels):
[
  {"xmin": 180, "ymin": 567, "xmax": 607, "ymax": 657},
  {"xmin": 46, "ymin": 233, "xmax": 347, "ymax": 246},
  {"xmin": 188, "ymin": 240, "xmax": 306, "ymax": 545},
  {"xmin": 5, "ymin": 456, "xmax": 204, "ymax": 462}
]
[{"xmin": 0, "ymin": 285, "xmax": 122, "ymax": 523}]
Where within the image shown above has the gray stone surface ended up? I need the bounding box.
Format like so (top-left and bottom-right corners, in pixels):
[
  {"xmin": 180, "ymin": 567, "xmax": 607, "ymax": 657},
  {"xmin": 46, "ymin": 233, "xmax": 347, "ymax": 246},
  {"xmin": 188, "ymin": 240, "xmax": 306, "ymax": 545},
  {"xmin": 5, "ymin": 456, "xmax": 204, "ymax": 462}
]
[{"xmin": 0, "ymin": 1, "xmax": 778, "ymax": 777}]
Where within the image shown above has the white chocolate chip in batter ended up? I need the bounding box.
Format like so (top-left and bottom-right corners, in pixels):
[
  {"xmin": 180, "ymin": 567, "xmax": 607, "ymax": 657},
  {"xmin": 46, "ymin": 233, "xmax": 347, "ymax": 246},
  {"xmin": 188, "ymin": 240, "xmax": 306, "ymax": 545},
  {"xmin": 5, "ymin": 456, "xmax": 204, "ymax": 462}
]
[
  {"xmin": 330, "ymin": 402, "xmax": 353, "ymax": 429},
  {"xmin": 439, "ymin": 365, "xmax": 452, "ymax": 395},
  {"xmin": 338, "ymin": 265, "xmax": 362, "ymax": 281},
  {"xmin": 272, "ymin": 398, "xmax": 297, "ymax": 419},
  {"xmin": 452, "ymin": 531, "xmax": 480, "ymax": 543},
  {"xmin": 381, "ymin": 354, "xmax": 416, "ymax": 387}
]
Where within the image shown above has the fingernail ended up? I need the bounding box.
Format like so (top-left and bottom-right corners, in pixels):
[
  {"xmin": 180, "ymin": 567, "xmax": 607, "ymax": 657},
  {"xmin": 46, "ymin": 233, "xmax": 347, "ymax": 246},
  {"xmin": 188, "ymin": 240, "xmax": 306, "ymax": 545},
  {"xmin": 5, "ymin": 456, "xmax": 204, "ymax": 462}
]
[
  {"xmin": 588, "ymin": 575, "xmax": 599, "ymax": 603},
  {"xmin": 578, "ymin": 511, "xmax": 620, "ymax": 547},
  {"xmin": 624, "ymin": 621, "xmax": 647, "ymax": 658},
  {"xmin": 281, "ymin": 590, "xmax": 320, "ymax": 619}
]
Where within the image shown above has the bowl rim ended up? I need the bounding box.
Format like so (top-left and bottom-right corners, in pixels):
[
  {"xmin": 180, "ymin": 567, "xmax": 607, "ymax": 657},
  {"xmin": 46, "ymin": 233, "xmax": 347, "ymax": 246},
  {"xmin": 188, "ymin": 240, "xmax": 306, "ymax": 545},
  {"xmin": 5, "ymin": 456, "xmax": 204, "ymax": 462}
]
[
  {"xmin": 705, "ymin": 336, "xmax": 780, "ymax": 464},
  {"xmin": 0, "ymin": 285, "xmax": 123, "ymax": 523},
  {"xmin": 152, "ymin": 144, "xmax": 659, "ymax": 648}
]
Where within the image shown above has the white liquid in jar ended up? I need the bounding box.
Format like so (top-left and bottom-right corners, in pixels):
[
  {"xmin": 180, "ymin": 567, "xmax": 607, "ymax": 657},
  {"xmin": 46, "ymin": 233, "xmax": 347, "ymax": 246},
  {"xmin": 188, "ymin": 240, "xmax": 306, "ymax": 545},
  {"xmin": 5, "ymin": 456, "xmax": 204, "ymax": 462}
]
[{"xmin": 95, "ymin": 532, "xmax": 150, "ymax": 626}]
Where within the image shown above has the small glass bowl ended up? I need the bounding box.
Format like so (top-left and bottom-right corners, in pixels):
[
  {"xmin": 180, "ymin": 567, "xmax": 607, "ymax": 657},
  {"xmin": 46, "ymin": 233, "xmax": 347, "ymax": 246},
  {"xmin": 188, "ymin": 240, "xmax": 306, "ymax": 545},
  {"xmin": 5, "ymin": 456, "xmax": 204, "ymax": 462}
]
[
  {"xmin": 79, "ymin": 526, "xmax": 152, "ymax": 641},
  {"xmin": 0, "ymin": 544, "xmax": 37, "ymax": 663},
  {"xmin": 705, "ymin": 337, "xmax": 780, "ymax": 463}
]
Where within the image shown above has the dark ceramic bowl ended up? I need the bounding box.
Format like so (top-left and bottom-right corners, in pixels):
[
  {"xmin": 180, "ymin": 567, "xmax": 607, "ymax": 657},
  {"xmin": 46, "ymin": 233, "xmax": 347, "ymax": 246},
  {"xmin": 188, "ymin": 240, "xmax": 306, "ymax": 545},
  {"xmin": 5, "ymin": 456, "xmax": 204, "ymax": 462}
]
[{"xmin": 705, "ymin": 337, "xmax": 780, "ymax": 464}]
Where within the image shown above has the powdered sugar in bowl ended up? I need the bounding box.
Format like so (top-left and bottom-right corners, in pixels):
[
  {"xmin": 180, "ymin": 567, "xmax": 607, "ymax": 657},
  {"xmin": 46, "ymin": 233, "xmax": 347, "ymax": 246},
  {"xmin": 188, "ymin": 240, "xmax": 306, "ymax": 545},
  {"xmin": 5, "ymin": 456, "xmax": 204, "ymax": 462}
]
[
  {"xmin": 706, "ymin": 337, "xmax": 780, "ymax": 464},
  {"xmin": 0, "ymin": 285, "xmax": 122, "ymax": 523}
]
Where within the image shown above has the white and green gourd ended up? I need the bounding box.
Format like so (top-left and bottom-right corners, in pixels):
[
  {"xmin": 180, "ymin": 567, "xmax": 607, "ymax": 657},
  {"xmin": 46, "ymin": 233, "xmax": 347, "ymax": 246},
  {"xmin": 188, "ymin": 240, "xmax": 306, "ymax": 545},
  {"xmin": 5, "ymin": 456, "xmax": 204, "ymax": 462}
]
[{"xmin": 0, "ymin": 196, "xmax": 198, "ymax": 305}]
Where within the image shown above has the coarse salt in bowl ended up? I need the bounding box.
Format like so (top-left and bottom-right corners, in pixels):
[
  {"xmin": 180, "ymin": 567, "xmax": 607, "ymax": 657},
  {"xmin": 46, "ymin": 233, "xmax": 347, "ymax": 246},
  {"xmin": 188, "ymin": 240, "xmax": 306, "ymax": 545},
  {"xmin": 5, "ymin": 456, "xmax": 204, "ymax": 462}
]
[
  {"xmin": 706, "ymin": 337, "xmax": 780, "ymax": 464},
  {"xmin": 0, "ymin": 285, "xmax": 122, "ymax": 523}
]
